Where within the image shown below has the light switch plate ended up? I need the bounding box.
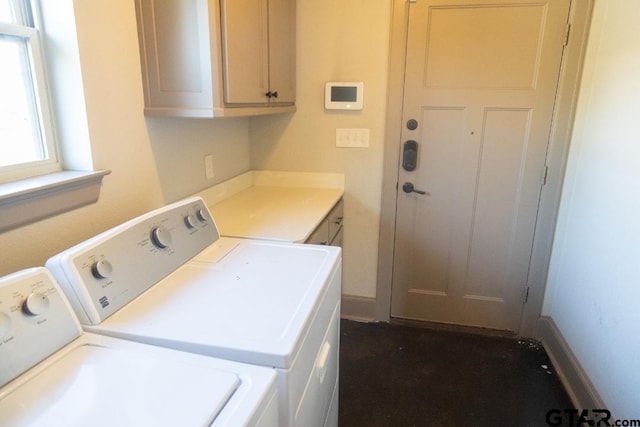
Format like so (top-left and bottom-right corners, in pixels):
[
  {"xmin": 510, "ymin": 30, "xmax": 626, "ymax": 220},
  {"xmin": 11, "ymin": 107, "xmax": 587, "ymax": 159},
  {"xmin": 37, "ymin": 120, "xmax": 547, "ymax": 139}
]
[
  {"xmin": 205, "ymin": 155, "xmax": 214, "ymax": 180},
  {"xmin": 336, "ymin": 128, "xmax": 370, "ymax": 148}
]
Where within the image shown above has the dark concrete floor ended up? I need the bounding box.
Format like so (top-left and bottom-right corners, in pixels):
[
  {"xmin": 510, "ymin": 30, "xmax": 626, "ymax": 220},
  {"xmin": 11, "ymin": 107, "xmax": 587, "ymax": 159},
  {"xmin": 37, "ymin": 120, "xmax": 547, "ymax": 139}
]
[{"xmin": 338, "ymin": 319, "xmax": 574, "ymax": 427}]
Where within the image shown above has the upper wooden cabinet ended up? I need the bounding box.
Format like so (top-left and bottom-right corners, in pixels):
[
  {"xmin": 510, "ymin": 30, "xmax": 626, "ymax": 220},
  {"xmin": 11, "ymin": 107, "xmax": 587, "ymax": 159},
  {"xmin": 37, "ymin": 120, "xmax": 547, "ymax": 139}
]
[{"xmin": 135, "ymin": 0, "xmax": 296, "ymax": 118}]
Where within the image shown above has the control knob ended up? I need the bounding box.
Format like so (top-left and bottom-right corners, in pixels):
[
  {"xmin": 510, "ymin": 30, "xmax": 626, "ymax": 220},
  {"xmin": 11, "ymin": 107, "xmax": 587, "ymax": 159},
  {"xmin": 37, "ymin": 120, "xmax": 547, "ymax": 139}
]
[
  {"xmin": 184, "ymin": 214, "xmax": 197, "ymax": 229},
  {"xmin": 91, "ymin": 259, "xmax": 113, "ymax": 279},
  {"xmin": 150, "ymin": 225, "xmax": 172, "ymax": 249},
  {"xmin": 23, "ymin": 293, "xmax": 50, "ymax": 316},
  {"xmin": 196, "ymin": 209, "xmax": 209, "ymax": 222}
]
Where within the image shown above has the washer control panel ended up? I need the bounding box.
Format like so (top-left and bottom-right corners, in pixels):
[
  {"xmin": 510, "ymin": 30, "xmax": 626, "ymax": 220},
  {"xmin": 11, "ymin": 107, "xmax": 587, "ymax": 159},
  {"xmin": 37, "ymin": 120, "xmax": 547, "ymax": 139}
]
[
  {"xmin": 45, "ymin": 197, "xmax": 220, "ymax": 325},
  {"xmin": 0, "ymin": 267, "xmax": 81, "ymax": 387}
]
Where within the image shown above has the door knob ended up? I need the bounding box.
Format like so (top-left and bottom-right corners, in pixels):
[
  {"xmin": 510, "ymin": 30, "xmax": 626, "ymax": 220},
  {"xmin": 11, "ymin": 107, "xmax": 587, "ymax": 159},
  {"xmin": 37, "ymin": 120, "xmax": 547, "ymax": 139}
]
[{"xmin": 402, "ymin": 182, "xmax": 426, "ymax": 195}]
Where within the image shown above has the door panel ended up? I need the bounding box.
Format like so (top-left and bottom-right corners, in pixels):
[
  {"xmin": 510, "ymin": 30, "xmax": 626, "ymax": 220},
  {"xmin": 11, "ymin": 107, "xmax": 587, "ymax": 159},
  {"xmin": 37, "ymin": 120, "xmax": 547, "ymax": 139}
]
[
  {"xmin": 466, "ymin": 109, "xmax": 531, "ymax": 301},
  {"xmin": 391, "ymin": 0, "xmax": 570, "ymax": 331},
  {"xmin": 424, "ymin": 5, "xmax": 547, "ymax": 89}
]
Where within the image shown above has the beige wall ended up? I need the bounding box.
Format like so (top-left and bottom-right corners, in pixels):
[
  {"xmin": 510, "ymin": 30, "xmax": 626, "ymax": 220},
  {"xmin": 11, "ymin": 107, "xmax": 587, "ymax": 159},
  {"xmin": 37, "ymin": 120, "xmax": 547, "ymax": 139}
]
[
  {"xmin": 146, "ymin": 117, "xmax": 250, "ymax": 203},
  {"xmin": 250, "ymin": 0, "xmax": 392, "ymax": 298},
  {"xmin": 0, "ymin": 0, "xmax": 251, "ymax": 276}
]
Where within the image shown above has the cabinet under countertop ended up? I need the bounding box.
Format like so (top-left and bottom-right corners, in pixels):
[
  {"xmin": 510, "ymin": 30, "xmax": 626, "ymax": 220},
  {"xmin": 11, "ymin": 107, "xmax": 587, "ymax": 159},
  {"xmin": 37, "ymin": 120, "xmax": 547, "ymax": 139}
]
[{"xmin": 194, "ymin": 171, "xmax": 344, "ymax": 244}]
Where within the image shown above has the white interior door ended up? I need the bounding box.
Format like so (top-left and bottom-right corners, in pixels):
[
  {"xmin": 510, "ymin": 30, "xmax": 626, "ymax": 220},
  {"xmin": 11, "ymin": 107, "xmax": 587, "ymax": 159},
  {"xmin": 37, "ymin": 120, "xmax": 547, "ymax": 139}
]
[{"xmin": 390, "ymin": 0, "xmax": 571, "ymax": 331}]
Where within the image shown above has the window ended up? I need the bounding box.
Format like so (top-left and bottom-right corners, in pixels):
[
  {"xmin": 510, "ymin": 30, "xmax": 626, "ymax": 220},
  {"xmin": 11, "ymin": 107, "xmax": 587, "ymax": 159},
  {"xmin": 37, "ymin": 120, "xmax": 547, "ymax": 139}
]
[
  {"xmin": 0, "ymin": 0, "xmax": 59, "ymax": 183},
  {"xmin": 0, "ymin": 0, "xmax": 108, "ymax": 233}
]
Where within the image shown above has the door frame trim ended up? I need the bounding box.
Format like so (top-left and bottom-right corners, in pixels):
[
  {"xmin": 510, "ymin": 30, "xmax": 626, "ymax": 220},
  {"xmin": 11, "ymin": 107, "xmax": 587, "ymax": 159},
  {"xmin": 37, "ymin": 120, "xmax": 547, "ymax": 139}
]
[{"xmin": 375, "ymin": 0, "xmax": 594, "ymax": 337}]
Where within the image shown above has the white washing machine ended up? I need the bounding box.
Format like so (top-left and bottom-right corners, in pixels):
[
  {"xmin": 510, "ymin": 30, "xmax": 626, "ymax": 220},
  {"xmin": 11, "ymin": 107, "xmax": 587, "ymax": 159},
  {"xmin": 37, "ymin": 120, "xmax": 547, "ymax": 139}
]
[
  {"xmin": 0, "ymin": 267, "xmax": 279, "ymax": 427},
  {"xmin": 45, "ymin": 197, "xmax": 342, "ymax": 427}
]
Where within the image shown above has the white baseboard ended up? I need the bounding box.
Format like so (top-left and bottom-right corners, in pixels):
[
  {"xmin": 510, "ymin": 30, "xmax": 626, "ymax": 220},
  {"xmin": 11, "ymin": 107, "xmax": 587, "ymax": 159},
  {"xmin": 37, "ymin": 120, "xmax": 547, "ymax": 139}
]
[
  {"xmin": 341, "ymin": 295, "xmax": 376, "ymax": 321},
  {"xmin": 536, "ymin": 316, "xmax": 606, "ymax": 411}
]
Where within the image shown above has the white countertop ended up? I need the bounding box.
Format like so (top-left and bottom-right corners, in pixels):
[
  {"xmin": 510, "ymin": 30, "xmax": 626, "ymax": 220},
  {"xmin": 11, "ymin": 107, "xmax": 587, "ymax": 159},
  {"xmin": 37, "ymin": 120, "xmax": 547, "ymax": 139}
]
[{"xmin": 195, "ymin": 171, "xmax": 344, "ymax": 243}]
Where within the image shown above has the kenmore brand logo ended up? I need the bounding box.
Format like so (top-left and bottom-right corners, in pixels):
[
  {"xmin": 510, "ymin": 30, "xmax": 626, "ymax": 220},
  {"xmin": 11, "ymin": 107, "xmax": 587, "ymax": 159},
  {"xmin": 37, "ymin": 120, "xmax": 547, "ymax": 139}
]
[{"xmin": 99, "ymin": 296, "xmax": 109, "ymax": 308}]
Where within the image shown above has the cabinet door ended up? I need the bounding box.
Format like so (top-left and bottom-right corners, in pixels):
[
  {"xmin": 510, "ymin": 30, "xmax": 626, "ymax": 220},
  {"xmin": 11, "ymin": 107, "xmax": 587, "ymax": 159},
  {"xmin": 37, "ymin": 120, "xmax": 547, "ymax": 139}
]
[
  {"xmin": 306, "ymin": 220, "xmax": 329, "ymax": 245},
  {"xmin": 268, "ymin": 0, "xmax": 296, "ymax": 104},
  {"xmin": 327, "ymin": 200, "xmax": 344, "ymax": 243},
  {"xmin": 137, "ymin": 0, "xmax": 215, "ymax": 111},
  {"xmin": 220, "ymin": 0, "xmax": 270, "ymax": 104}
]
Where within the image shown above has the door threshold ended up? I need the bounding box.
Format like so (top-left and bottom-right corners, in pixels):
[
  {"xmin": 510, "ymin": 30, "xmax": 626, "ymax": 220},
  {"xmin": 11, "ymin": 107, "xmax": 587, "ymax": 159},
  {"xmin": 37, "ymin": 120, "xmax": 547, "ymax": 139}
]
[{"xmin": 390, "ymin": 317, "xmax": 519, "ymax": 339}]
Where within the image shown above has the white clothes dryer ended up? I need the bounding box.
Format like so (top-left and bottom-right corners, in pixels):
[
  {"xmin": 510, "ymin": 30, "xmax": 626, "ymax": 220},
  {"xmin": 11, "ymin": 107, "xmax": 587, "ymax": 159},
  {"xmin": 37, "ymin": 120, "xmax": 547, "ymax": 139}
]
[
  {"xmin": 46, "ymin": 197, "xmax": 342, "ymax": 427},
  {"xmin": 0, "ymin": 267, "xmax": 279, "ymax": 427}
]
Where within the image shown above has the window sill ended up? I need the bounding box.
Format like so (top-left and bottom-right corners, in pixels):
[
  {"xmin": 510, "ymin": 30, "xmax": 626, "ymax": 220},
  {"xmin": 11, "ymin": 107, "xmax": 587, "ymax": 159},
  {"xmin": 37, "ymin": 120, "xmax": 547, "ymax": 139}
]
[{"xmin": 0, "ymin": 170, "xmax": 111, "ymax": 233}]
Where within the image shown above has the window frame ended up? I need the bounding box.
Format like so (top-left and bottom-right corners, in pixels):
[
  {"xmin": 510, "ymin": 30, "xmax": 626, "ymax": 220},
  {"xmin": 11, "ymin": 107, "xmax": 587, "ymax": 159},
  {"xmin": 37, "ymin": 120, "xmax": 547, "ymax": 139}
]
[
  {"xmin": 0, "ymin": 0, "xmax": 109, "ymax": 233},
  {"xmin": 0, "ymin": 0, "xmax": 61, "ymax": 184}
]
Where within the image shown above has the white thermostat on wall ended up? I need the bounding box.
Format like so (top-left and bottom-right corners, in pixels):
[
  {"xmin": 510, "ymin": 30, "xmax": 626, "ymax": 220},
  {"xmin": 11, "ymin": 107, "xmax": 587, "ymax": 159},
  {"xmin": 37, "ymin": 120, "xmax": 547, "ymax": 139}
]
[{"xmin": 325, "ymin": 82, "xmax": 364, "ymax": 110}]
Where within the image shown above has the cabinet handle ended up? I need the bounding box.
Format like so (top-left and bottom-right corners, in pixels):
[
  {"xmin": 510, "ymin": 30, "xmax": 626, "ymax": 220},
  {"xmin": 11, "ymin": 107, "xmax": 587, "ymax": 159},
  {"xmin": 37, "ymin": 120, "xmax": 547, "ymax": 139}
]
[
  {"xmin": 316, "ymin": 341, "xmax": 332, "ymax": 383},
  {"xmin": 334, "ymin": 216, "xmax": 343, "ymax": 226},
  {"xmin": 265, "ymin": 91, "xmax": 279, "ymax": 99}
]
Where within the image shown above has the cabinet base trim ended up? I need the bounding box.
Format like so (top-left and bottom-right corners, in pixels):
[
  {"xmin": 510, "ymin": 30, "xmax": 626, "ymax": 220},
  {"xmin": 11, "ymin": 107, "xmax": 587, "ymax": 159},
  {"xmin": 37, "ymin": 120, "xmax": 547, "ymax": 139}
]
[{"xmin": 143, "ymin": 105, "xmax": 296, "ymax": 118}]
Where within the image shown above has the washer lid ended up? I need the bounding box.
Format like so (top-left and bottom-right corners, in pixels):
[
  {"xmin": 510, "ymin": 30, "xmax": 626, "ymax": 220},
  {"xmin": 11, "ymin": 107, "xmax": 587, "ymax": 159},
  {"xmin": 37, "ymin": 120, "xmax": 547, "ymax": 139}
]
[{"xmin": 0, "ymin": 344, "xmax": 239, "ymax": 427}]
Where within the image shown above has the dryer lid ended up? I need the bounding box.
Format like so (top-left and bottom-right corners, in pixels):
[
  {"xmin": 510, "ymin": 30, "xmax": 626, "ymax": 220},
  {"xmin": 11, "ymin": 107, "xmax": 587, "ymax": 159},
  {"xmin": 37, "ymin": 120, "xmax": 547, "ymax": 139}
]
[{"xmin": 88, "ymin": 241, "xmax": 341, "ymax": 368}]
